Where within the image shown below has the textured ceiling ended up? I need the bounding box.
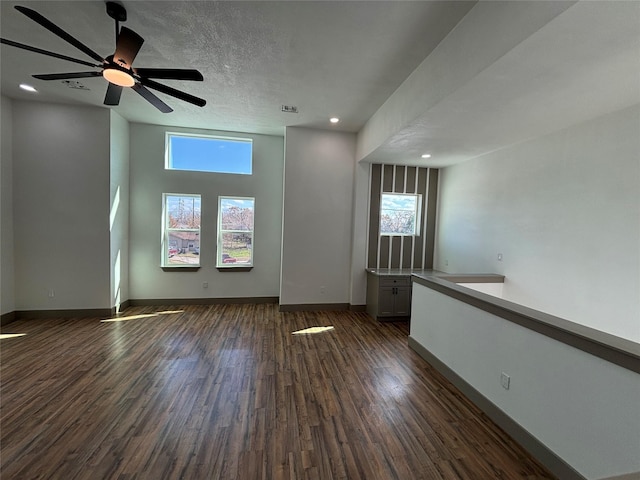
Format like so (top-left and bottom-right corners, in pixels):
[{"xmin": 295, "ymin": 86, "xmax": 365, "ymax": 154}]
[
  {"xmin": 2, "ymin": 1, "xmax": 638, "ymax": 167},
  {"xmin": 0, "ymin": 1, "xmax": 475, "ymax": 136}
]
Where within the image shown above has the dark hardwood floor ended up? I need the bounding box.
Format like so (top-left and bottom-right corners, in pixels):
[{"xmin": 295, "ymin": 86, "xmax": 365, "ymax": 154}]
[{"xmin": 1, "ymin": 304, "xmax": 556, "ymax": 479}]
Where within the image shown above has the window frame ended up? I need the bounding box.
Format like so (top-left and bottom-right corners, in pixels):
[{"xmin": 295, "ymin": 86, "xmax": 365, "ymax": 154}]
[
  {"xmin": 161, "ymin": 193, "xmax": 202, "ymax": 268},
  {"xmin": 217, "ymin": 196, "xmax": 255, "ymax": 269},
  {"xmin": 165, "ymin": 132, "xmax": 253, "ymax": 175},
  {"xmin": 379, "ymin": 192, "xmax": 422, "ymax": 237}
]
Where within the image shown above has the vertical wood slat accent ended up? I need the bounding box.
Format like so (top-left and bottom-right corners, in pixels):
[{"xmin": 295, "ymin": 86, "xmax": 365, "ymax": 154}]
[
  {"xmin": 379, "ymin": 235, "xmax": 390, "ymax": 269},
  {"xmin": 378, "ymin": 165, "xmax": 385, "ymax": 268},
  {"xmin": 368, "ymin": 165, "xmax": 382, "ymax": 269},
  {"xmin": 413, "ymin": 167, "xmax": 428, "ymax": 269},
  {"xmin": 421, "ymin": 169, "xmax": 431, "ymax": 268},
  {"xmin": 424, "ymin": 169, "xmax": 439, "ymax": 269},
  {"xmin": 406, "ymin": 167, "xmax": 417, "ymax": 194},
  {"xmin": 411, "ymin": 167, "xmax": 419, "ymax": 268},
  {"xmin": 390, "ymin": 236, "xmax": 401, "ymax": 268},
  {"xmin": 368, "ymin": 164, "xmax": 438, "ymax": 270},
  {"xmin": 402, "ymin": 236, "xmax": 413, "ymax": 269},
  {"xmin": 399, "ymin": 166, "xmax": 407, "ymax": 267},
  {"xmin": 391, "ymin": 165, "xmax": 397, "ymax": 193},
  {"xmin": 394, "ymin": 165, "xmax": 405, "ymax": 193},
  {"xmin": 382, "ymin": 165, "xmax": 394, "ymax": 192},
  {"xmin": 403, "ymin": 167, "xmax": 408, "ymax": 194},
  {"xmin": 385, "ymin": 166, "xmax": 394, "ymax": 268}
]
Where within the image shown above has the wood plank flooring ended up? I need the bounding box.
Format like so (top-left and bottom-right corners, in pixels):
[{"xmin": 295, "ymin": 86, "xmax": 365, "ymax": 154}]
[{"xmin": 1, "ymin": 304, "xmax": 556, "ymax": 479}]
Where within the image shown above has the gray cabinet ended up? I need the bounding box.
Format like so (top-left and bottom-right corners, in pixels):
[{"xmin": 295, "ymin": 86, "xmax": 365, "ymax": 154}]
[{"xmin": 367, "ymin": 273, "xmax": 412, "ymax": 320}]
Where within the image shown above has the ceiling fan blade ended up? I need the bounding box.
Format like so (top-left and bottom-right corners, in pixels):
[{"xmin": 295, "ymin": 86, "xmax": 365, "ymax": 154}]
[
  {"xmin": 140, "ymin": 78, "xmax": 206, "ymax": 107},
  {"xmin": 113, "ymin": 27, "xmax": 144, "ymax": 68},
  {"xmin": 33, "ymin": 71, "xmax": 102, "ymax": 81},
  {"xmin": 104, "ymin": 83, "xmax": 123, "ymax": 106},
  {"xmin": 132, "ymin": 84, "xmax": 173, "ymax": 113},
  {"xmin": 135, "ymin": 68, "xmax": 203, "ymax": 81},
  {"xmin": 1, "ymin": 38, "xmax": 100, "ymax": 68},
  {"xmin": 15, "ymin": 6, "xmax": 104, "ymax": 63}
]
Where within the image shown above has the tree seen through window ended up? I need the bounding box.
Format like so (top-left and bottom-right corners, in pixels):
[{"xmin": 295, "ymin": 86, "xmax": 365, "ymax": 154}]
[
  {"xmin": 380, "ymin": 193, "xmax": 421, "ymax": 236},
  {"xmin": 163, "ymin": 194, "xmax": 201, "ymax": 266},
  {"xmin": 218, "ymin": 197, "xmax": 255, "ymax": 266}
]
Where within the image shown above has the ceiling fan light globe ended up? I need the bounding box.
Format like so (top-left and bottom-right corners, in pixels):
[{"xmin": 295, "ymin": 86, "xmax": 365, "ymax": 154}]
[{"xmin": 103, "ymin": 68, "xmax": 134, "ymax": 87}]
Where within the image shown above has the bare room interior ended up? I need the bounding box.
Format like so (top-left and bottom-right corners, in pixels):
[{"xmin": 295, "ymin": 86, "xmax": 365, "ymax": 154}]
[{"xmin": 1, "ymin": 1, "xmax": 639, "ymax": 479}]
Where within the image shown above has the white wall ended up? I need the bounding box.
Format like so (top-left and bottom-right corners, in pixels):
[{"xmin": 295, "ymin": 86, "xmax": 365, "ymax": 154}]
[
  {"xmin": 109, "ymin": 111, "xmax": 130, "ymax": 311},
  {"xmin": 12, "ymin": 101, "xmax": 112, "ymax": 310},
  {"xmin": 128, "ymin": 123, "xmax": 284, "ymax": 300},
  {"xmin": 349, "ymin": 161, "xmax": 370, "ymax": 306},
  {"xmin": 411, "ymin": 283, "xmax": 640, "ymax": 480},
  {"xmin": 457, "ymin": 282, "xmax": 504, "ymax": 298},
  {"xmin": 281, "ymin": 127, "xmax": 356, "ymax": 306},
  {"xmin": 1, "ymin": 95, "xmax": 15, "ymax": 315},
  {"xmin": 435, "ymin": 105, "xmax": 640, "ymax": 342}
]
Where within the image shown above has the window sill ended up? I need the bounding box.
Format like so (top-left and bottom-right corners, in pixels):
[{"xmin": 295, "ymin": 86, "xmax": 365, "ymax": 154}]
[
  {"xmin": 216, "ymin": 266, "xmax": 253, "ymax": 272},
  {"xmin": 161, "ymin": 266, "xmax": 201, "ymax": 272}
]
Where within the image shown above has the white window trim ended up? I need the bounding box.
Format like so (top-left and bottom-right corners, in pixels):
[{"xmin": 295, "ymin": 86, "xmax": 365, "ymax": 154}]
[
  {"xmin": 379, "ymin": 192, "xmax": 422, "ymax": 237},
  {"xmin": 217, "ymin": 195, "xmax": 255, "ymax": 268},
  {"xmin": 165, "ymin": 132, "xmax": 253, "ymax": 175},
  {"xmin": 162, "ymin": 193, "xmax": 202, "ymax": 268}
]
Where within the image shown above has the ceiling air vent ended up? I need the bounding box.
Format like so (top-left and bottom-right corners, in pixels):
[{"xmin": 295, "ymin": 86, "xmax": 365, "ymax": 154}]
[
  {"xmin": 62, "ymin": 80, "xmax": 90, "ymax": 90},
  {"xmin": 281, "ymin": 105, "xmax": 298, "ymax": 113}
]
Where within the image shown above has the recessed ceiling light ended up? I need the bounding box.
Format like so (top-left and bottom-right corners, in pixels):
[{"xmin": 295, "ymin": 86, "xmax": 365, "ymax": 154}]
[
  {"xmin": 330, "ymin": 117, "xmax": 340, "ymax": 124},
  {"xmin": 19, "ymin": 83, "xmax": 37, "ymax": 93},
  {"xmin": 421, "ymin": 154, "xmax": 432, "ymax": 159}
]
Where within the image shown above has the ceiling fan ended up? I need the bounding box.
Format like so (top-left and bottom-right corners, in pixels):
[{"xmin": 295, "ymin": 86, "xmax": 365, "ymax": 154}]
[{"xmin": 0, "ymin": 2, "xmax": 206, "ymax": 113}]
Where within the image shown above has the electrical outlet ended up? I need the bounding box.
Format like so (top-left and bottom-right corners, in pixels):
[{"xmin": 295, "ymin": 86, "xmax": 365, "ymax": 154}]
[
  {"xmin": 48, "ymin": 289, "xmax": 55, "ymax": 298},
  {"xmin": 500, "ymin": 372, "xmax": 510, "ymax": 390},
  {"xmin": 202, "ymin": 282, "xmax": 208, "ymax": 289},
  {"xmin": 497, "ymin": 253, "xmax": 503, "ymax": 261},
  {"xmin": 445, "ymin": 259, "xmax": 449, "ymax": 266},
  {"xmin": 320, "ymin": 286, "xmax": 326, "ymax": 294}
]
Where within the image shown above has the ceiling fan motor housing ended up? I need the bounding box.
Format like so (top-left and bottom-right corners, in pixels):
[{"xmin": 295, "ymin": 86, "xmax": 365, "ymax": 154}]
[{"xmin": 106, "ymin": 2, "xmax": 127, "ymax": 22}]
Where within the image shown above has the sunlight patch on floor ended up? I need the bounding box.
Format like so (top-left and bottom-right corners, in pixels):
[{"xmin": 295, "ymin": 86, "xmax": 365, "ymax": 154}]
[
  {"xmin": 0, "ymin": 333, "xmax": 27, "ymax": 339},
  {"xmin": 292, "ymin": 326, "xmax": 335, "ymax": 335},
  {"xmin": 101, "ymin": 310, "xmax": 184, "ymax": 323}
]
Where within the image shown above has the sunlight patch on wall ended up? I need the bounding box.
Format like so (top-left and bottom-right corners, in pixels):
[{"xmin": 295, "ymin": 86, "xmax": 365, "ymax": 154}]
[
  {"xmin": 110, "ymin": 186, "xmax": 120, "ymax": 232},
  {"xmin": 113, "ymin": 249, "xmax": 121, "ymax": 313}
]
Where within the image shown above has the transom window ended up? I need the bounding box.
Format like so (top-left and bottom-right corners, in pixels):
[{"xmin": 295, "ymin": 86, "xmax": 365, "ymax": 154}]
[
  {"xmin": 217, "ymin": 197, "xmax": 255, "ymax": 267},
  {"xmin": 165, "ymin": 133, "xmax": 253, "ymax": 175},
  {"xmin": 380, "ymin": 193, "xmax": 421, "ymax": 236},
  {"xmin": 162, "ymin": 193, "xmax": 201, "ymax": 267}
]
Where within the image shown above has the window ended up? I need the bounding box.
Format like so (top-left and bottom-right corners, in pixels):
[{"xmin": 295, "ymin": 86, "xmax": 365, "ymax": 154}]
[
  {"xmin": 162, "ymin": 194, "xmax": 201, "ymax": 267},
  {"xmin": 166, "ymin": 133, "xmax": 252, "ymax": 174},
  {"xmin": 217, "ymin": 197, "xmax": 255, "ymax": 267},
  {"xmin": 380, "ymin": 193, "xmax": 421, "ymax": 236}
]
